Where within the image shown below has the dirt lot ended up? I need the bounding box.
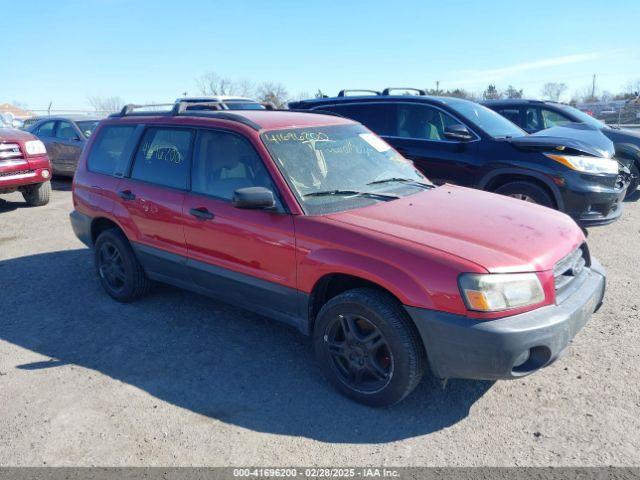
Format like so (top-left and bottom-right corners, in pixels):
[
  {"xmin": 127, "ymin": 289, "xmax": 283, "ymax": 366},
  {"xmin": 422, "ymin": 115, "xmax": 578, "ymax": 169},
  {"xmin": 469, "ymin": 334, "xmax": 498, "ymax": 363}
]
[{"xmin": 0, "ymin": 179, "xmax": 639, "ymax": 467}]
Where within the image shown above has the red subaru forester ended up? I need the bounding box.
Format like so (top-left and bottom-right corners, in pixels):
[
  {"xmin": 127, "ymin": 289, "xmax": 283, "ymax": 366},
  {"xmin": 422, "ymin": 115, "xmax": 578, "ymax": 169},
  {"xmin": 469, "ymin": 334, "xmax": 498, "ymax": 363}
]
[
  {"xmin": 70, "ymin": 104, "xmax": 606, "ymax": 406},
  {"xmin": 0, "ymin": 128, "xmax": 52, "ymax": 206}
]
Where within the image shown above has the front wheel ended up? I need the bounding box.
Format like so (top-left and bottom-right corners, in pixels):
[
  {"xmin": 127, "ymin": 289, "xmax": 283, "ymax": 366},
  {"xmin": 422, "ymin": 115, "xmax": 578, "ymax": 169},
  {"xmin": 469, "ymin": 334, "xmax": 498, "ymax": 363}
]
[
  {"xmin": 494, "ymin": 181, "xmax": 554, "ymax": 208},
  {"xmin": 313, "ymin": 288, "xmax": 426, "ymax": 407},
  {"xmin": 625, "ymin": 163, "xmax": 639, "ymax": 199},
  {"xmin": 22, "ymin": 181, "xmax": 50, "ymax": 206}
]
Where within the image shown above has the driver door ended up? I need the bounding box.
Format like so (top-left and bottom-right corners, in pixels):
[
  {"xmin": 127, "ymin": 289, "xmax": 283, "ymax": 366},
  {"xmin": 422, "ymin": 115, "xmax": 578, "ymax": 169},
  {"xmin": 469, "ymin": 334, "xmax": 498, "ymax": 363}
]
[{"xmin": 182, "ymin": 129, "xmax": 300, "ymax": 322}]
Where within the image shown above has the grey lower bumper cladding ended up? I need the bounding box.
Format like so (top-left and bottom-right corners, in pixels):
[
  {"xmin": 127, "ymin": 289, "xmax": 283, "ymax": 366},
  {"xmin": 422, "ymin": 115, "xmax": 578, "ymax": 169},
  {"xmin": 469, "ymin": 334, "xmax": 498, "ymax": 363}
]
[{"xmin": 404, "ymin": 260, "xmax": 606, "ymax": 380}]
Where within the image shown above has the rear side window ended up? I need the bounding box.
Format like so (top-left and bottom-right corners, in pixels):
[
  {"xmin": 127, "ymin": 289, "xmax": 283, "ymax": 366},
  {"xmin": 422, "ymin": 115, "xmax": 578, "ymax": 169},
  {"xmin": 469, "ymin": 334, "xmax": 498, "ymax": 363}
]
[
  {"xmin": 131, "ymin": 127, "xmax": 193, "ymax": 189},
  {"xmin": 87, "ymin": 125, "xmax": 136, "ymax": 175},
  {"xmin": 316, "ymin": 103, "xmax": 395, "ymax": 136}
]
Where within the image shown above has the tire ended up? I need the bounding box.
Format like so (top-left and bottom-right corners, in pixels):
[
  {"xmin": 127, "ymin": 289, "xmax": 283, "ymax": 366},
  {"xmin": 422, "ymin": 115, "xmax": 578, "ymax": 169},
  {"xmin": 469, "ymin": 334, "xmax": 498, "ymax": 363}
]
[
  {"xmin": 625, "ymin": 162, "xmax": 639, "ymax": 199},
  {"xmin": 313, "ymin": 288, "xmax": 426, "ymax": 407},
  {"xmin": 494, "ymin": 181, "xmax": 554, "ymax": 208},
  {"xmin": 22, "ymin": 181, "xmax": 50, "ymax": 207},
  {"xmin": 94, "ymin": 228, "xmax": 151, "ymax": 302}
]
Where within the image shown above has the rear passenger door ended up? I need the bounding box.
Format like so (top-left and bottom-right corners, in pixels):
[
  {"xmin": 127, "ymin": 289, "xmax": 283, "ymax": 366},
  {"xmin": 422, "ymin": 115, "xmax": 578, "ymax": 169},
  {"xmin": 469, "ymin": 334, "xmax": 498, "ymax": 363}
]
[
  {"xmin": 115, "ymin": 126, "xmax": 193, "ymax": 272},
  {"xmin": 182, "ymin": 129, "xmax": 299, "ymax": 322}
]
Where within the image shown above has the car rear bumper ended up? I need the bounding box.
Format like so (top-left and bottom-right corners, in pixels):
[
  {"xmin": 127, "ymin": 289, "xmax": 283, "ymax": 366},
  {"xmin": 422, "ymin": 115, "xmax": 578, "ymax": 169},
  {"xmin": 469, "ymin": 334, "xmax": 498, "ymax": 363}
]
[
  {"xmin": 70, "ymin": 210, "xmax": 93, "ymax": 248},
  {"xmin": 404, "ymin": 259, "xmax": 606, "ymax": 380}
]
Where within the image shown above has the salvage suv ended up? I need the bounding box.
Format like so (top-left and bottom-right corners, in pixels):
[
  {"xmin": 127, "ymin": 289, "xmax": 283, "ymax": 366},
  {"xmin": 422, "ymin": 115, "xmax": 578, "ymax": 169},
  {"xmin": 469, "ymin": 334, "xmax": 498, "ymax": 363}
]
[
  {"xmin": 70, "ymin": 104, "xmax": 606, "ymax": 406},
  {"xmin": 0, "ymin": 128, "xmax": 52, "ymax": 206}
]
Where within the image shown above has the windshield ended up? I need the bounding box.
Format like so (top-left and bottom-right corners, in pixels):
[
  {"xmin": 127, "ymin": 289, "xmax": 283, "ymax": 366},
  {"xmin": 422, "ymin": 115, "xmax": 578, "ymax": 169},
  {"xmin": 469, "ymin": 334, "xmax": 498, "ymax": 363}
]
[
  {"xmin": 76, "ymin": 120, "xmax": 99, "ymax": 137},
  {"xmin": 449, "ymin": 101, "xmax": 526, "ymax": 138},
  {"xmin": 261, "ymin": 124, "xmax": 430, "ymax": 215},
  {"xmin": 558, "ymin": 105, "xmax": 606, "ymax": 128}
]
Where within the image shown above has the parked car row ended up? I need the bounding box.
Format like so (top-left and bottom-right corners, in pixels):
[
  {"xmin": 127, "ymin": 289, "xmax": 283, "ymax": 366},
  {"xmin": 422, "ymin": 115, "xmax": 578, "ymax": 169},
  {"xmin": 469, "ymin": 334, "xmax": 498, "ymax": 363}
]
[{"xmin": 0, "ymin": 90, "xmax": 632, "ymax": 406}]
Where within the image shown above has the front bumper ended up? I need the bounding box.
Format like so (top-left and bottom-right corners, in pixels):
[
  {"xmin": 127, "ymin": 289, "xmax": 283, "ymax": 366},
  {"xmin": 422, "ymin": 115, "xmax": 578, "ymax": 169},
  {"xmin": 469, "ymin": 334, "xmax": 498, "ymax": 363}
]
[
  {"xmin": 404, "ymin": 259, "xmax": 606, "ymax": 380},
  {"xmin": 561, "ymin": 172, "xmax": 627, "ymax": 227}
]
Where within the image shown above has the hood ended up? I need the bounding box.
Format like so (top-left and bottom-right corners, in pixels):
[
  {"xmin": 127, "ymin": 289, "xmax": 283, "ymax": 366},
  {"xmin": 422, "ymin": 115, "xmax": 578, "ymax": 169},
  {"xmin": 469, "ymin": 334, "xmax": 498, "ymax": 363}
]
[
  {"xmin": 326, "ymin": 185, "xmax": 584, "ymax": 273},
  {"xmin": 507, "ymin": 123, "xmax": 613, "ymax": 158},
  {"xmin": 0, "ymin": 128, "xmax": 37, "ymax": 142}
]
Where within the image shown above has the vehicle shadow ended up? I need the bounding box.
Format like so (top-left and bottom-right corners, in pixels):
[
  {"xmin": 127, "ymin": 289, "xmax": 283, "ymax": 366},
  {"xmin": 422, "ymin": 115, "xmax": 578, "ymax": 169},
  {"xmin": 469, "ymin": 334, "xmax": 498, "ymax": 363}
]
[
  {"xmin": 623, "ymin": 188, "xmax": 639, "ymax": 203},
  {"xmin": 52, "ymin": 177, "xmax": 73, "ymax": 191},
  {"xmin": 0, "ymin": 198, "xmax": 25, "ymax": 213},
  {"xmin": 0, "ymin": 249, "xmax": 493, "ymax": 444}
]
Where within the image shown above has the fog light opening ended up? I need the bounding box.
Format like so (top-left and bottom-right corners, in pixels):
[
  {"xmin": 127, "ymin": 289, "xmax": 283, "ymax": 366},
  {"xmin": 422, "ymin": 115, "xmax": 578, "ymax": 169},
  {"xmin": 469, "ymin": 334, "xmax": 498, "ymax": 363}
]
[
  {"xmin": 41, "ymin": 169, "xmax": 50, "ymax": 179},
  {"xmin": 512, "ymin": 346, "xmax": 552, "ymax": 374}
]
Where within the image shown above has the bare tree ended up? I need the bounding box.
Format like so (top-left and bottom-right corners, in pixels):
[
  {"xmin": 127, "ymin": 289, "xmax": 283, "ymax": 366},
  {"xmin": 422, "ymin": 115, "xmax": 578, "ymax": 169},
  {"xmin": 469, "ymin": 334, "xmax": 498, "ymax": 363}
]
[
  {"xmin": 256, "ymin": 82, "xmax": 289, "ymax": 109},
  {"xmin": 88, "ymin": 96, "xmax": 126, "ymax": 113},
  {"xmin": 195, "ymin": 72, "xmax": 235, "ymax": 96},
  {"xmin": 541, "ymin": 82, "xmax": 567, "ymax": 101},
  {"xmin": 504, "ymin": 85, "xmax": 523, "ymax": 99}
]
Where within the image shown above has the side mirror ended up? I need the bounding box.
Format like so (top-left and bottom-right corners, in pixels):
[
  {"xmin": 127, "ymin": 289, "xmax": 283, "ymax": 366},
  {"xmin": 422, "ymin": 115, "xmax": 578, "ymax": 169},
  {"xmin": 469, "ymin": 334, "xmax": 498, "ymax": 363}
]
[
  {"xmin": 232, "ymin": 187, "xmax": 276, "ymax": 209},
  {"xmin": 442, "ymin": 124, "xmax": 474, "ymax": 141}
]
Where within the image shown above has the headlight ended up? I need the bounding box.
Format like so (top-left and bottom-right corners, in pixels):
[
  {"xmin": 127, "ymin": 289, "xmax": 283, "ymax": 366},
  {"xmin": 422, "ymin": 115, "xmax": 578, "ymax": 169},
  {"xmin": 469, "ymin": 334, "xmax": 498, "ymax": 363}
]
[
  {"xmin": 24, "ymin": 140, "xmax": 47, "ymax": 156},
  {"xmin": 545, "ymin": 153, "xmax": 618, "ymax": 174},
  {"xmin": 459, "ymin": 273, "xmax": 545, "ymax": 312}
]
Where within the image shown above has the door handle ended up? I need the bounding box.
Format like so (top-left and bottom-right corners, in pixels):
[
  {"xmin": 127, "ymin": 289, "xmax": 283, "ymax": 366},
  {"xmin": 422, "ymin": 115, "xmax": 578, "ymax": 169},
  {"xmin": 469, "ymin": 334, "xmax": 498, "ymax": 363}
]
[
  {"xmin": 118, "ymin": 190, "xmax": 136, "ymax": 201},
  {"xmin": 189, "ymin": 207, "xmax": 214, "ymax": 220}
]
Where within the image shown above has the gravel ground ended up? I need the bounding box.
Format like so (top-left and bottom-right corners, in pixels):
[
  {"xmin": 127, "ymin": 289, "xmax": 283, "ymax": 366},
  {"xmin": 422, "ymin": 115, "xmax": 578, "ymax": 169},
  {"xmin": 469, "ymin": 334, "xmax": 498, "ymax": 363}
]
[{"xmin": 0, "ymin": 179, "xmax": 639, "ymax": 467}]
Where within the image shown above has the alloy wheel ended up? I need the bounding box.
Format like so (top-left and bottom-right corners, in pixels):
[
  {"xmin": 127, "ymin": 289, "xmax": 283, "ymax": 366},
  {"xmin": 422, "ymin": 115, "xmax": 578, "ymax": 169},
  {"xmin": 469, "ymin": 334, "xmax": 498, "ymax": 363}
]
[{"xmin": 98, "ymin": 242, "xmax": 127, "ymax": 292}]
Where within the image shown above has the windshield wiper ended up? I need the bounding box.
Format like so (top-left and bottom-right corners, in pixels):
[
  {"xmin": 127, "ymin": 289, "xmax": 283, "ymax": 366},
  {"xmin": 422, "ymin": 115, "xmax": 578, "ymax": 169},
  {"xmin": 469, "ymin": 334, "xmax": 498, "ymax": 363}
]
[
  {"xmin": 367, "ymin": 177, "xmax": 434, "ymax": 189},
  {"xmin": 304, "ymin": 189, "xmax": 399, "ymax": 200}
]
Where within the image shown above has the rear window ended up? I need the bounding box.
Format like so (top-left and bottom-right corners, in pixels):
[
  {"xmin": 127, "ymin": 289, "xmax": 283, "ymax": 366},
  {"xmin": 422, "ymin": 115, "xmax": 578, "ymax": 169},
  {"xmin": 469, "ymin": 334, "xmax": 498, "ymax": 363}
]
[
  {"xmin": 87, "ymin": 125, "xmax": 136, "ymax": 175},
  {"xmin": 130, "ymin": 127, "xmax": 193, "ymax": 189}
]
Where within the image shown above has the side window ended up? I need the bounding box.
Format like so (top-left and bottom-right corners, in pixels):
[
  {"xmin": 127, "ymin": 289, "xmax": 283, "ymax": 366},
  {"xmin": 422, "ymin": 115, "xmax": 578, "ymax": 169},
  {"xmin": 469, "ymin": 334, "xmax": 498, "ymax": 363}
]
[
  {"xmin": 192, "ymin": 130, "xmax": 275, "ymax": 200},
  {"xmin": 131, "ymin": 128, "xmax": 193, "ymax": 189},
  {"xmin": 497, "ymin": 108, "xmax": 522, "ymax": 127},
  {"xmin": 55, "ymin": 121, "xmax": 78, "ymax": 140},
  {"xmin": 317, "ymin": 103, "xmax": 395, "ymax": 136},
  {"xmin": 87, "ymin": 125, "xmax": 136, "ymax": 175},
  {"xmin": 524, "ymin": 108, "xmax": 542, "ymax": 131},
  {"xmin": 541, "ymin": 109, "xmax": 572, "ymax": 128},
  {"xmin": 395, "ymin": 104, "xmax": 464, "ymax": 140},
  {"xmin": 36, "ymin": 121, "xmax": 56, "ymax": 137}
]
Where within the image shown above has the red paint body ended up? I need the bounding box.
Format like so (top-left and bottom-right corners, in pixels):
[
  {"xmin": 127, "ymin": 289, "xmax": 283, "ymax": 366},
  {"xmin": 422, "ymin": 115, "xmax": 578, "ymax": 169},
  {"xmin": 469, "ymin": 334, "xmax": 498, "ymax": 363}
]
[
  {"xmin": 72, "ymin": 111, "xmax": 585, "ymax": 319},
  {"xmin": 0, "ymin": 129, "xmax": 51, "ymax": 192}
]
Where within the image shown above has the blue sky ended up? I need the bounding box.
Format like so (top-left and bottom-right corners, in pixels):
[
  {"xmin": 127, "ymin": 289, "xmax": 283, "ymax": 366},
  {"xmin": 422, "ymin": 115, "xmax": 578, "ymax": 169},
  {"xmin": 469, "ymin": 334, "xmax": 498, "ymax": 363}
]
[{"xmin": 3, "ymin": 0, "xmax": 639, "ymax": 110}]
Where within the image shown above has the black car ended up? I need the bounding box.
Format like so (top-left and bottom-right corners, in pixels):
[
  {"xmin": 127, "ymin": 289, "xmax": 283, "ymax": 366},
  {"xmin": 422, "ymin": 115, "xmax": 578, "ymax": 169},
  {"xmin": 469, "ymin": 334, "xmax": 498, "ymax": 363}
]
[
  {"xmin": 24, "ymin": 116, "xmax": 101, "ymax": 176},
  {"xmin": 290, "ymin": 89, "xmax": 627, "ymax": 227},
  {"xmin": 483, "ymin": 99, "xmax": 640, "ymax": 195}
]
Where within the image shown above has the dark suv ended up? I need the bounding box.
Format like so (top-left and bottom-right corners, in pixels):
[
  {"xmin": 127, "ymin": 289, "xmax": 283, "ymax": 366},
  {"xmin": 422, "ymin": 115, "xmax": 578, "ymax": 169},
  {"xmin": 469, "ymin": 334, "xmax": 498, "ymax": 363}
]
[
  {"xmin": 483, "ymin": 99, "xmax": 640, "ymax": 195},
  {"xmin": 290, "ymin": 89, "xmax": 627, "ymax": 227},
  {"xmin": 70, "ymin": 103, "xmax": 605, "ymax": 406}
]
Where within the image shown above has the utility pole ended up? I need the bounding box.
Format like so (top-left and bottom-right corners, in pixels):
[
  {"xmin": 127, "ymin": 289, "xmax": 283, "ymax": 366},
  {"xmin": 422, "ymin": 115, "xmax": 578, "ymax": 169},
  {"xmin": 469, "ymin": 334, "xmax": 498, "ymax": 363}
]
[
  {"xmin": 591, "ymin": 74, "xmax": 596, "ymax": 100},
  {"xmin": 436, "ymin": 80, "xmax": 440, "ymax": 95}
]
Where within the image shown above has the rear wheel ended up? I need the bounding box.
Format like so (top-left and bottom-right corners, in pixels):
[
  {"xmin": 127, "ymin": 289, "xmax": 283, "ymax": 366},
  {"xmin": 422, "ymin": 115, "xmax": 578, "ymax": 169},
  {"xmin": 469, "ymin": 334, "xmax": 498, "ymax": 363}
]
[
  {"xmin": 494, "ymin": 181, "xmax": 554, "ymax": 208},
  {"xmin": 94, "ymin": 228, "xmax": 151, "ymax": 302},
  {"xmin": 313, "ymin": 288, "xmax": 426, "ymax": 407},
  {"xmin": 21, "ymin": 181, "xmax": 50, "ymax": 206}
]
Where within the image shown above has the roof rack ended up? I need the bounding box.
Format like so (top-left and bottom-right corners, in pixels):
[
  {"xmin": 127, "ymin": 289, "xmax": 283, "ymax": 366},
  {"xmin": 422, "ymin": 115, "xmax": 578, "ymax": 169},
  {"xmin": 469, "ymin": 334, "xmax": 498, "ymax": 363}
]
[
  {"xmin": 111, "ymin": 102, "xmax": 261, "ymax": 130},
  {"xmin": 337, "ymin": 89, "xmax": 381, "ymax": 97},
  {"xmin": 381, "ymin": 87, "xmax": 426, "ymax": 96}
]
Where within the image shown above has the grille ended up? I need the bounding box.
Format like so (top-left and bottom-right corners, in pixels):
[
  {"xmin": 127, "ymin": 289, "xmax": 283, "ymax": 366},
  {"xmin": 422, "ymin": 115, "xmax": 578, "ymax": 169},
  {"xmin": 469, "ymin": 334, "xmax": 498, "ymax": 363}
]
[
  {"xmin": 554, "ymin": 246, "xmax": 588, "ymax": 301},
  {"xmin": 0, "ymin": 143, "xmax": 24, "ymax": 161},
  {"xmin": 0, "ymin": 169, "xmax": 33, "ymax": 178}
]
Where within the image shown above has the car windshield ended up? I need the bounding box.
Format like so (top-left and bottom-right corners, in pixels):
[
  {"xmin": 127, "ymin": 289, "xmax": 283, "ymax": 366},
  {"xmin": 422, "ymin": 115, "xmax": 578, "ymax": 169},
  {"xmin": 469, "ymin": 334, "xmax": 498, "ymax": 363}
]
[
  {"xmin": 76, "ymin": 120, "xmax": 99, "ymax": 137},
  {"xmin": 449, "ymin": 101, "xmax": 526, "ymax": 138},
  {"xmin": 261, "ymin": 124, "xmax": 430, "ymax": 215},
  {"xmin": 558, "ymin": 105, "xmax": 606, "ymax": 128}
]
